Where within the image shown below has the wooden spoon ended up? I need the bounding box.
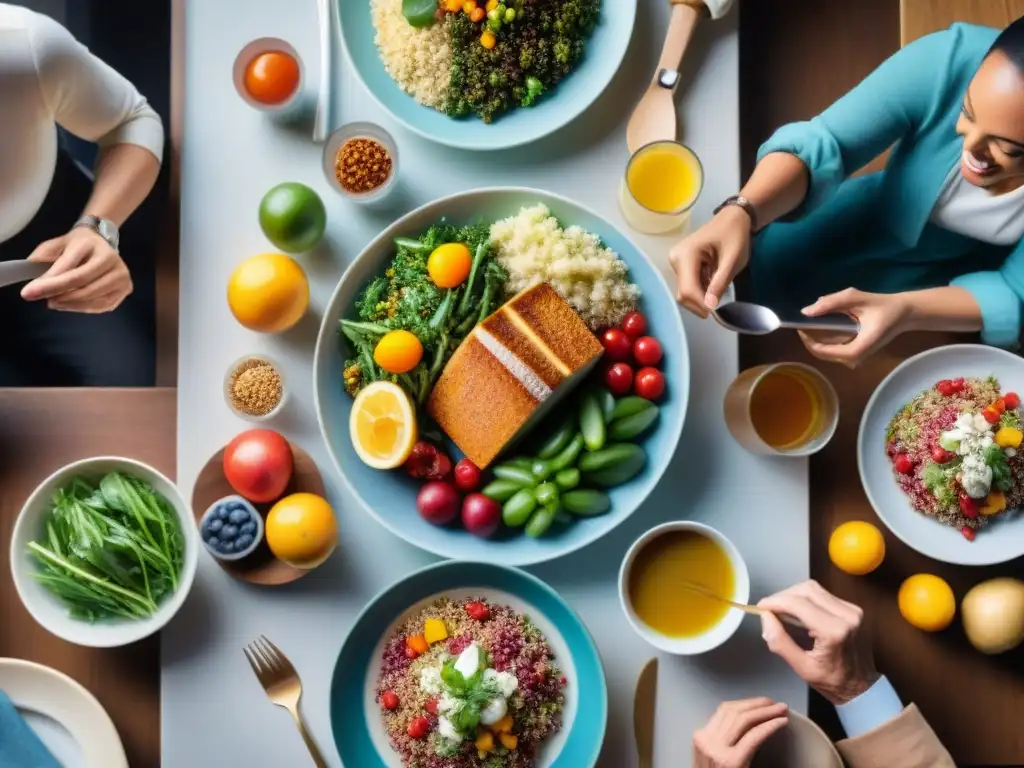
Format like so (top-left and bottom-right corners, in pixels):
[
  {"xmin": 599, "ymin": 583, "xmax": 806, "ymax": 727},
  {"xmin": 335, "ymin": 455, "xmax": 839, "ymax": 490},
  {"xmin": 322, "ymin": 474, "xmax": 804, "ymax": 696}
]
[
  {"xmin": 626, "ymin": 0, "xmax": 706, "ymax": 154},
  {"xmin": 678, "ymin": 579, "xmax": 806, "ymax": 629}
]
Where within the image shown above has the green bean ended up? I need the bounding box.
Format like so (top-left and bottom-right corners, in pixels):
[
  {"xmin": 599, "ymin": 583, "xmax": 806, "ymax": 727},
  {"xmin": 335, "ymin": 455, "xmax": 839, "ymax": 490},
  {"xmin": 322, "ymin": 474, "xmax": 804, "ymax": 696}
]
[
  {"xmin": 610, "ymin": 396, "xmax": 654, "ymax": 421},
  {"xmin": 609, "ymin": 406, "xmax": 660, "ymax": 441},
  {"xmin": 554, "ymin": 468, "xmax": 580, "ymax": 491},
  {"xmin": 534, "ymin": 482, "xmax": 559, "ymax": 506},
  {"xmin": 525, "ymin": 503, "xmax": 558, "ymax": 538},
  {"xmin": 502, "ymin": 489, "xmax": 537, "ymax": 527},
  {"xmin": 531, "ymin": 460, "xmax": 553, "ymax": 483},
  {"xmin": 580, "ymin": 393, "xmax": 607, "ymax": 452},
  {"xmin": 537, "ymin": 416, "xmax": 577, "ymax": 460},
  {"xmin": 549, "ymin": 434, "xmax": 585, "ymax": 472},
  {"xmin": 492, "ymin": 466, "xmax": 537, "ymax": 487},
  {"xmin": 482, "ymin": 479, "xmax": 523, "ymax": 502}
]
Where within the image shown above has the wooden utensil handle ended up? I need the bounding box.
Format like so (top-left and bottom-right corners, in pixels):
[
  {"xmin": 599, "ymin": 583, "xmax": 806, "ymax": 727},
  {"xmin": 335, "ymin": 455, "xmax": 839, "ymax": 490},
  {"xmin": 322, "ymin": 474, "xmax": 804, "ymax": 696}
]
[{"xmin": 656, "ymin": 1, "xmax": 704, "ymax": 83}]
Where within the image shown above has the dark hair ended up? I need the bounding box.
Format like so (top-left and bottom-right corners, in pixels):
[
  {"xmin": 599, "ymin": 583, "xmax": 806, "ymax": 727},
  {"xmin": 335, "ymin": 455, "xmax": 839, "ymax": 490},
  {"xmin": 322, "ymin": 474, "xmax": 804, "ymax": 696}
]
[{"xmin": 990, "ymin": 15, "xmax": 1024, "ymax": 70}]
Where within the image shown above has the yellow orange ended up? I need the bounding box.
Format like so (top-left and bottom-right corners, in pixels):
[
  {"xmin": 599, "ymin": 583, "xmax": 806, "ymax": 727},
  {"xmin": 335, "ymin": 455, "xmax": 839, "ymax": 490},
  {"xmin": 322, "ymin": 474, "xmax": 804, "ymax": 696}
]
[
  {"xmin": 828, "ymin": 521, "xmax": 885, "ymax": 576},
  {"xmin": 265, "ymin": 492, "xmax": 338, "ymax": 569},
  {"xmin": 427, "ymin": 243, "xmax": 472, "ymax": 288},
  {"xmin": 350, "ymin": 381, "xmax": 417, "ymax": 469},
  {"xmin": 898, "ymin": 574, "xmax": 956, "ymax": 632},
  {"xmin": 227, "ymin": 253, "xmax": 309, "ymax": 333},
  {"xmin": 374, "ymin": 330, "xmax": 423, "ymax": 374}
]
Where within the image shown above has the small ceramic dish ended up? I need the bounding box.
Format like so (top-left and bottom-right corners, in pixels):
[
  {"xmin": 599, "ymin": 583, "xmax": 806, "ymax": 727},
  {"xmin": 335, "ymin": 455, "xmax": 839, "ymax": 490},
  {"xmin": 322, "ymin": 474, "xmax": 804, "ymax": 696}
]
[
  {"xmin": 321, "ymin": 122, "xmax": 399, "ymax": 204},
  {"xmin": 223, "ymin": 354, "xmax": 287, "ymax": 422},
  {"xmin": 233, "ymin": 38, "xmax": 304, "ymax": 114},
  {"xmin": 618, "ymin": 521, "xmax": 750, "ymax": 655},
  {"xmin": 198, "ymin": 495, "xmax": 264, "ymax": 562}
]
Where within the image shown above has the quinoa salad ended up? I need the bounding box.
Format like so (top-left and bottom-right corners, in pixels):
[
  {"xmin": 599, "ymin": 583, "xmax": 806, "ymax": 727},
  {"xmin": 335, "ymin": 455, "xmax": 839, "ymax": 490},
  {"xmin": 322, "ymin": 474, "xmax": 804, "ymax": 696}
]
[
  {"xmin": 885, "ymin": 376, "xmax": 1023, "ymax": 541},
  {"xmin": 376, "ymin": 596, "xmax": 566, "ymax": 767}
]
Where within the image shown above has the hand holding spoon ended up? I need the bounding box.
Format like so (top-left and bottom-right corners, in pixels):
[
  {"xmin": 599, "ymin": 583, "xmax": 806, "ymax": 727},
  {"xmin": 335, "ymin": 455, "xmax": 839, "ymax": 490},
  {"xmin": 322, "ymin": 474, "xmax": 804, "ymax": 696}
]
[
  {"xmin": 679, "ymin": 579, "xmax": 805, "ymax": 629},
  {"xmin": 712, "ymin": 301, "xmax": 860, "ymax": 337}
]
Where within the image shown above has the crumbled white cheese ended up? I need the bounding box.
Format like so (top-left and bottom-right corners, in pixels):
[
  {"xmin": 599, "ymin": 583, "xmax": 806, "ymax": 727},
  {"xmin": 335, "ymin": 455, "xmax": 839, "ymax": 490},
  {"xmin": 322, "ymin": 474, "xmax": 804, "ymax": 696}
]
[
  {"xmin": 437, "ymin": 716, "xmax": 461, "ymax": 743},
  {"xmin": 419, "ymin": 666, "xmax": 442, "ymax": 695},
  {"xmin": 483, "ymin": 668, "xmax": 518, "ymax": 698},
  {"xmin": 961, "ymin": 453, "xmax": 993, "ymax": 499},
  {"xmin": 480, "ymin": 696, "xmax": 507, "ymax": 726},
  {"xmin": 454, "ymin": 644, "xmax": 480, "ymax": 679}
]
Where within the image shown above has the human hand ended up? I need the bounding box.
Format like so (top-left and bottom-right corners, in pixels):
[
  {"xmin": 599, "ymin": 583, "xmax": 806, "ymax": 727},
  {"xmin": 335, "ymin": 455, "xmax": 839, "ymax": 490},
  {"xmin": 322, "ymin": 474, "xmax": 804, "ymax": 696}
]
[
  {"xmin": 758, "ymin": 580, "xmax": 879, "ymax": 705},
  {"xmin": 21, "ymin": 227, "xmax": 133, "ymax": 313},
  {"xmin": 692, "ymin": 697, "xmax": 789, "ymax": 768},
  {"xmin": 669, "ymin": 205, "xmax": 752, "ymax": 317},
  {"xmin": 798, "ymin": 289, "xmax": 909, "ymax": 368}
]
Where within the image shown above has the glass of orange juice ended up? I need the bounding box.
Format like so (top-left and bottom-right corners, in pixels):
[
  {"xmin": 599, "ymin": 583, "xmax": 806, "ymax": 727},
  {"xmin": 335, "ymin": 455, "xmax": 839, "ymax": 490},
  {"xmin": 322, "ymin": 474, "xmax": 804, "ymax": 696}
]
[
  {"xmin": 724, "ymin": 363, "xmax": 839, "ymax": 456},
  {"xmin": 618, "ymin": 140, "xmax": 704, "ymax": 235}
]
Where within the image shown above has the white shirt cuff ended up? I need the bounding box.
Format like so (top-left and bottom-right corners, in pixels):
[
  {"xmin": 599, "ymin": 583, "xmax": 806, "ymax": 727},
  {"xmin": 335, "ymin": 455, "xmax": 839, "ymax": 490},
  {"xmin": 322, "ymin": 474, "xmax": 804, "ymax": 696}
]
[
  {"xmin": 834, "ymin": 676, "xmax": 904, "ymax": 738},
  {"xmin": 701, "ymin": 0, "xmax": 735, "ymax": 20}
]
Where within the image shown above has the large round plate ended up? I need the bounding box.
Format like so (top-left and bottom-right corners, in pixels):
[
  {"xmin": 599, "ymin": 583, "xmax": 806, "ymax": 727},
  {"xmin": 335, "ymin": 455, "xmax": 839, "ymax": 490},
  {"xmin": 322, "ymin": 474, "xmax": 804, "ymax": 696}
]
[
  {"xmin": 858, "ymin": 344, "xmax": 1024, "ymax": 565},
  {"xmin": 329, "ymin": 561, "xmax": 606, "ymax": 767},
  {"xmin": 313, "ymin": 187, "xmax": 689, "ymax": 565},
  {"xmin": 337, "ymin": 1, "xmax": 636, "ymax": 151},
  {"xmin": 0, "ymin": 658, "xmax": 128, "ymax": 768}
]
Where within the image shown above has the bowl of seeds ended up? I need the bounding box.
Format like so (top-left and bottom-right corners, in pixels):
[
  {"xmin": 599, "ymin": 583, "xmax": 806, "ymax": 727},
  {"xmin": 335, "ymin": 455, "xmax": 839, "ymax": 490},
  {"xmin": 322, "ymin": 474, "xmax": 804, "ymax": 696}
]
[
  {"xmin": 321, "ymin": 121, "xmax": 398, "ymax": 205},
  {"xmin": 224, "ymin": 354, "xmax": 286, "ymax": 422}
]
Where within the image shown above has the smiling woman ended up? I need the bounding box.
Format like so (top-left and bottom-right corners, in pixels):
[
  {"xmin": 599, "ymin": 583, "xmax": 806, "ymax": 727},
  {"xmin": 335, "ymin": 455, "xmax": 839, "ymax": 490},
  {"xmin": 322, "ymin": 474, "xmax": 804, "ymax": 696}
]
[{"xmin": 669, "ymin": 15, "xmax": 1024, "ymax": 368}]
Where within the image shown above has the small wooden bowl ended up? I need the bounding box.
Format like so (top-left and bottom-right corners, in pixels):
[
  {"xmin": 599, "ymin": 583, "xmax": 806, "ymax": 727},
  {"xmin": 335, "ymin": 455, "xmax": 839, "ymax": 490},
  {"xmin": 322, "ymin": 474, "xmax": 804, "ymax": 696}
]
[{"xmin": 192, "ymin": 443, "xmax": 325, "ymax": 586}]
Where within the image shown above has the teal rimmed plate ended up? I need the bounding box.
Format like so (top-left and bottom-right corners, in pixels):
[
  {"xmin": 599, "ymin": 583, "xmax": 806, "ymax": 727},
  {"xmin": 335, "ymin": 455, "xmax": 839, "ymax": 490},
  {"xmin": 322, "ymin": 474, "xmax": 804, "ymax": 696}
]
[
  {"xmin": 329, "ymin": 561, "xmax": 606, "ymax": 767},
  {"xmin": 337, "ymin": 1, "xmax": 636, "ymax": 151}
]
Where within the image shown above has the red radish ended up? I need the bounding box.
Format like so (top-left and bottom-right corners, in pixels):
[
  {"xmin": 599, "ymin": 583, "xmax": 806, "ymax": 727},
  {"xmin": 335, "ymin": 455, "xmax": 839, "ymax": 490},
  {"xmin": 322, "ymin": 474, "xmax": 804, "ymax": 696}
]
[
  {"xmin": 893, "ymin": 453, "xmax": 914, "ymax": 474},
  {"xmin": 604, "ymin": 362, "xmax": 634, "ymax": 396},
  {"xmin": 407, "ymin": 716, "xmax": 430, "ymax": 739},
  {"xmin": 621, "ymin": 311, "xmax": 647, "ymax": 339},
  {"xmin": 381, "ymin": 691, "xmax": 399, "ymax": 710},
  {"xmin": 634, "ymin": 367, "xmax": 665, "ymax": 400},
  {"xmin": 405, "ymin": 441, "xmax": 453, "ymax": 481},
  {"xmin": 1005, "ymin": 392, "xmax": 1020, "ymax": 409},
  {"xmin": 633, "ymin": 336, "xmax": 663, "ymax": 366},
  {"xmin": 959, "ymin": 492, "xmax": 979, "ymax": 519},
  {"xmin": 453, "ymin": 459, "xmax": 482, "ymax": 492},
  {"xmin": 416, "ymin": 481, "xmax": 461, "ymax": 525},
  {"xmin": 461, "ymin": 494, "xmax": 501, "ymax": 537},
  {"xmin": 931, "ymin": 445, "xmax": 953, "ymax": 464},
  {"xmin": 599, "ymin": 328, "xmax": 632, "ymax": 362}
]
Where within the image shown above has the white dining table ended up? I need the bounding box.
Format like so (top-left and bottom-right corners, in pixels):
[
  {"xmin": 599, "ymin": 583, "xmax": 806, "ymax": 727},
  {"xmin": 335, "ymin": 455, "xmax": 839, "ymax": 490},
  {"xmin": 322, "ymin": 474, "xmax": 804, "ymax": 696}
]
[{"xmin": 166, "ymin": 1, "xmax": 809, "ymax": 766}]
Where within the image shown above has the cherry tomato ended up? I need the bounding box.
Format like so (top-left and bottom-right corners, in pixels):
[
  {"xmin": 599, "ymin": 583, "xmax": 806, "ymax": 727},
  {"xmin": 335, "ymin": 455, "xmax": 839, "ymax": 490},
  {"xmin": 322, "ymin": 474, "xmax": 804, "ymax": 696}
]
[
  {"xmin": 244, "ymin": 51, "xmax": 300, "ymax": 105},
  {"xmin": 935, "ymin": 379, "xmax": 955, "ymax": 397},
  {"xmin": 958, "ymin": 492, "xmax": 979, "ymax": 519},
  {"xmin": 425, "ymin": 698, "xmax": 439, "ymax": 715},
  {"xmin": 1005, "ymin": 392, "xmax": 1021, "ymax": 410},
  {"xmin": 931, "ymin": 445, "xmax": 953, "ymax": 464},
  {"xmin": 893, "ymin": 453, "xmax": 914, "ymax": 474},
  {"xmin": 621, "ymin": 311, "xmax": 647, "ymax": 339},
  {"xmin": 407, "ymin": 716, "xmax": 430, "ymax": 739},
  {"xmin": 634, "ymin": 367, "xmax": 665, "ymax": 400},
  {"xmin": 453, "ymin": 459, "xmax": 482, "ymax": 492},
  {"xmin": 961, "ymin": 526, "xmax": 976, "ymax": 541},
  {"xmin": 993, "ymin": 398, "xmax": 1006, "ymax": 414},
  {"xmin": 381, "ymin": 691, "xmax": 399, "ymax": 710},
  {"xmin": 632, "ymin": 336, "xmax": 663, "ymax": 367},
  {"xmin": 465, "ymin": 601, "xmax": 490, "ymax": 621},
  {"xmin": 604, "ymin": 362, "xmax": 634, "ymax": 396},
  {"xmin": 427, "ymin": 243, "xmax": 472, "ymax": 288},
  {"xmin": 600, "ymin": 328, "xmax": 632, "ymax": 362},
  {"xmin": 983, "ymin": 407, "xmax": 1001, "ymax": 425}
]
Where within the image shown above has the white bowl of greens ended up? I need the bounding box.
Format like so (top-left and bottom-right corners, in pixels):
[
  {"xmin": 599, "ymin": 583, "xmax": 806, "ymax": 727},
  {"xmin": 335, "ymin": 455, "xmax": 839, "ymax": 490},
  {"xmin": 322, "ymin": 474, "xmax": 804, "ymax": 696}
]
[{"xmin": 9, "ymin": 457, "xmax": 198, "ymax": 648}]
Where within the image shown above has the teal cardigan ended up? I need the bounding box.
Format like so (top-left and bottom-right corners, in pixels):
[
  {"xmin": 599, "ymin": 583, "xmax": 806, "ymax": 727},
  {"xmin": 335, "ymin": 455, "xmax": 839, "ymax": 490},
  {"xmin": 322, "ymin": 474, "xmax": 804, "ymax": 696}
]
[{"xmin": 756, "ymin": 23, "xmax": 1022, "ymax": 347}]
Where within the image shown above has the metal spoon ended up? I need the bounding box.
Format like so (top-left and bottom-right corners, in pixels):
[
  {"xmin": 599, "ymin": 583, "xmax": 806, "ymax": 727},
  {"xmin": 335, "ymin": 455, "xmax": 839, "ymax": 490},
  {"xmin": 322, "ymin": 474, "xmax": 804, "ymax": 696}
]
[
  {"xmin": 0, "ymin": 260, "xmax": 48, "ymax": 289},
  {"xmin": 678, "ymin": 580, "xmax": 805, "ymax": 629},
  {"xmin": 712, "ymin": 300, "xmax": 859, "ymax": 337}
]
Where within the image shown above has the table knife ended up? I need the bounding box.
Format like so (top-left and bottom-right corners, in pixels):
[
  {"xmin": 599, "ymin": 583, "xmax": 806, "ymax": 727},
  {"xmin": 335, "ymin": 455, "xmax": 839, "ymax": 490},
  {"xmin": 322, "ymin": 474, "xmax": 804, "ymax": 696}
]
[
  {"xmin": 0, "ymin": 260, "xmax": 48, "ymax": 289},
  {"xmin": 313, "ymin": 0, "xmax": 333, "ymax": 143},
  {"xmin": 633, "ymin": 658, "xmax": 658, "ymax": 768}
]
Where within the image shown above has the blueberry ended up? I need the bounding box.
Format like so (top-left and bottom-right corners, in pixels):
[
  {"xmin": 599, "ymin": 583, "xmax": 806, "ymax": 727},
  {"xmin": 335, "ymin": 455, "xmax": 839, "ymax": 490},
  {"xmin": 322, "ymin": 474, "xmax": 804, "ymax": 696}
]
[
  {"xmin": 208, "ymin": 518, "xmax": 224, "ymax": 533},
  {"xmin": 221, "ymin": 524, "xmax": 239, "ymax": 540},
  {"xmin": 205, "ymin": 534, "xmax": 219, "ymax": 546},
  {"xmin": 229, "ymin": 508, "xmax": 249, "ymax": 525},
  {"xmin": 216, "ymin": 505, "xmax": 230, "ymax": 521},
  {"xmin": 236, "ymin": 534, "xmax": 253, "ymax": 552},
  {"xmin": 228, "ymin": 501, "xmax": 246, "ymax": 512},
  {"xmin": 240, "ymin": 521, "xmax": 257, "ymax": 535},
  {"xmin": 221, "ymin": 540, "xmax": 236, "ymax": 553}
]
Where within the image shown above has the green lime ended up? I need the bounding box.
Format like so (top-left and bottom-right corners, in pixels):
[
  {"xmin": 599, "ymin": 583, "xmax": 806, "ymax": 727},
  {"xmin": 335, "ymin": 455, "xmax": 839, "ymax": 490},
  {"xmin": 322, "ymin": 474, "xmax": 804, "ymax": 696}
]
[{"xmin": 258, "ymin": 182, "xmax": 327, "ymax": 254}]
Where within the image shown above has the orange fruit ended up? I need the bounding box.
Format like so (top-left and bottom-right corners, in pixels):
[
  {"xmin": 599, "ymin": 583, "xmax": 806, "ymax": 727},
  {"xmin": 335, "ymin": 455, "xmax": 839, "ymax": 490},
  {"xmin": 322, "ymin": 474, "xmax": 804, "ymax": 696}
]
[
  {"xmin": 427, "ymin": 243, "xmax": 472, "ymax": 288},
  {"xmin": 265, "ymin": 493, "xmax": 338, "ymax": 569},
  {"xmin": 828, "ymin": 521, "xmax": 885, "ymax": 575},
  {"xmin": 244, "ymin": 51, "xmax": 300, "ymax": 105},
  {"xmin": 374, "ymin": 330, "xmax": 423, "ymax": 374},
  {"xmin": 227, "ymin": 253, "xmax": 309, "ymax": 333},
  {"xmin": 350, "ymin": 381, "xmax": 417, "ymax": 469},
  {"xmin": 898, "ymin": 574, "xmax": 956, "ymax": 632}
]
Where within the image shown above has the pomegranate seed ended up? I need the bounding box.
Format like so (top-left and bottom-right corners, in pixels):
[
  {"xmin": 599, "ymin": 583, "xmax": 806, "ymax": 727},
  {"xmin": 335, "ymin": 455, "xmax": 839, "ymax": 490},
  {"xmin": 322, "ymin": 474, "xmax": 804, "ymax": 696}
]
[
  {"xmin": 404, "ymin": 646, "xmax": 419, "ymax": 660},
  {"xmin": 961, "ymin": 526, "xmax": 976, "ymax": 541},
  {"xmin": 894, "ymin": 453, "xmax": 914, "ymax": 474},
  {"xmin": 959, "ymin": 493, "xmax": 979, "ymax": 519},
  {"xmin": 425, "ymin": 698, "xmax": 438, "ymax": 715}
]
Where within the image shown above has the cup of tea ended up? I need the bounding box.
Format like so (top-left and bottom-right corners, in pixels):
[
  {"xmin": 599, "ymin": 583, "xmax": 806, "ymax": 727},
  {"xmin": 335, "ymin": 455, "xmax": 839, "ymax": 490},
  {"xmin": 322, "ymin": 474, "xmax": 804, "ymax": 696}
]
[{"xmin": 724, "ymin": 362, "xmax": 839, "ymax": 456}]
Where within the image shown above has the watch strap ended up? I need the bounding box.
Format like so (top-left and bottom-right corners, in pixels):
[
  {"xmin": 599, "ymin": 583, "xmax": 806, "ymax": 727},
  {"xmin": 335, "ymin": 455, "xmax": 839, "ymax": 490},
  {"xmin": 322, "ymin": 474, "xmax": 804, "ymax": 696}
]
[
  {"xmin": 713, "ymin": 195, "xmax": 759, "ymax": 233},
  {"xmin": 74, "ymin": 215, "xmax": 120, "ymax": 251}
]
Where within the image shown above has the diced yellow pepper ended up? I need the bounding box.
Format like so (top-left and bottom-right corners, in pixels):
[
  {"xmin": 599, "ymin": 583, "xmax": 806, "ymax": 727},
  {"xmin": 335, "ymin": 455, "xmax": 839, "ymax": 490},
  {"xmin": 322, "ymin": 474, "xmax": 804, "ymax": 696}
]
[
  {"xmin": 499, "ymin": 732, "xmax": 518, "ymax": 750},
  {"xmin": 490, "ymin": 714, "xmax": 514, "ymax": 733},
  {"xmin": 486, "ymin": 0, "xmax": 499, "ymax": 10},
  {"xmin": 994, "ymin": 426, "xmax": 1023, "ymax": 449},
  {"xmin": 981, "ymin": 491, "xmax": 1007, "ymax": 516},
  {"xmin": 474, "ymin": 731, "xmax": 495, "ymax": 752},
  {"xmin": 462, "ymin": 0, "xmax": 478, "ymax": 13},
  {"xmin": 424, "ymin": 618, "xmax": 448, "ymax": 645},
  {"xmin": 480, "ymin": 30, "xmax": 497, "ymax": 49}
]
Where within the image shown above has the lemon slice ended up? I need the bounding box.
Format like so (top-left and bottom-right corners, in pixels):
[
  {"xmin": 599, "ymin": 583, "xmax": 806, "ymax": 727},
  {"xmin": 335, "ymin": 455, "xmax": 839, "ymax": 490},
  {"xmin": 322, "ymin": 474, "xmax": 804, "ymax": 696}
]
[{"xmin": 350, "ymin": 381, "xmax": 418, "ymax": 469}]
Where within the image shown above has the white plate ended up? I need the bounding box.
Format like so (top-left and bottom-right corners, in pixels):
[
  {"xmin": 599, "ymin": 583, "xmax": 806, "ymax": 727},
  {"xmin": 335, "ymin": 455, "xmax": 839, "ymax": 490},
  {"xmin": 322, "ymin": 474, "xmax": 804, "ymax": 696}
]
[
  {"xmin": 858, "ymin": 344, "xmax": 1024, "ymax": 565},
  {"xmin": 0, "ymin": 658, "xmax": 128, "ymax": 768}
]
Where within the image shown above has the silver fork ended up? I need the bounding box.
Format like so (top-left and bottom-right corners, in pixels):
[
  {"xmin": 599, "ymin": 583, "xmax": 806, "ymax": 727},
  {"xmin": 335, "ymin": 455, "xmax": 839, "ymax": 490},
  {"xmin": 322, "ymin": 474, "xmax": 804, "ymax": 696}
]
[{"xmin": 244, "ymin": 635, "xmax": 328, "ymax": 767}]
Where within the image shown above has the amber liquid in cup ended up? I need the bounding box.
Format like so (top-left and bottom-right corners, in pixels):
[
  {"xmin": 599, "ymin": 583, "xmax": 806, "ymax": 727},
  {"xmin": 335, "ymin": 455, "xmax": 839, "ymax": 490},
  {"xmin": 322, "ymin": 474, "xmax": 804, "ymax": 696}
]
[{"xmin": 724, "ymin": 363, "xmax": 839, "ymax": 456}]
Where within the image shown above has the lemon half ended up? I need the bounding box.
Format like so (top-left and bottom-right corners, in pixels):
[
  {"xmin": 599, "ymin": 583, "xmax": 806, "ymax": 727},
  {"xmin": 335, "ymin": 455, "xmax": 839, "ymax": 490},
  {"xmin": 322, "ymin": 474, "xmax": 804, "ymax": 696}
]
[{"xmin": 350, "ymin": 381, "xmax": 417, "ymax": 469}]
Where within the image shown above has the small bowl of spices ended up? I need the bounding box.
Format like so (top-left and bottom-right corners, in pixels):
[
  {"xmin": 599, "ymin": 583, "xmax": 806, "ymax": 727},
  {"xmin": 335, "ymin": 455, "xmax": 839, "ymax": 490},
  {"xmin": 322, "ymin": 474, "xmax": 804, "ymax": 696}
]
[
  {"xmin": 224, "ymin": 355, "xmax": 286, "ymax": 422},
  {"xmin": 322, "ymin": 122, "xmax": 398, "ymax": 204}
]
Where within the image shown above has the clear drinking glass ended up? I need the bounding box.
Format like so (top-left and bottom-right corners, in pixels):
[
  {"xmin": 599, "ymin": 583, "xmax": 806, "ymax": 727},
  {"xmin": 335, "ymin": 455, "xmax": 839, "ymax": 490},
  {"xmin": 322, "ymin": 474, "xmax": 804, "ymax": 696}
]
[{"xmin": 618, "ymin": 140, "xmax": 704, "ymax": 235}]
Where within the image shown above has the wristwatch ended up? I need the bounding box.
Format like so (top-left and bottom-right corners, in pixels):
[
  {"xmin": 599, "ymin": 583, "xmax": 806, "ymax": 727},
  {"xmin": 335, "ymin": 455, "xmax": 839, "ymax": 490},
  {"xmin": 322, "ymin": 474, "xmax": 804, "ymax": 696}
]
[
  {"xmin": 713, "ymin": 195, "xmax": 759, "ymax": 233},
  {"xmin": 73, "ymin": 215, "xmax": 120, "ymax": 252}
]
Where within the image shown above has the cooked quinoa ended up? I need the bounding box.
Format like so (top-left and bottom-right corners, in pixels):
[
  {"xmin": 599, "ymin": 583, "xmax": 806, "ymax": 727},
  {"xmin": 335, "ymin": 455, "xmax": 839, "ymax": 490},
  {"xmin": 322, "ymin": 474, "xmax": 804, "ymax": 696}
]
[
  {"xmin": 885, "ymin": 375, "xmax": 1022, "ymax": 537},
  {"xmin": 371, "ymin": 0, "xmax": 452, "ymax": 109},
  {"xmin": 376, "ymin": 596, "xmax": 566, "ymax": 768},
  {"xmin": 490, "ymin": 204, "xmax": 640, "ymax": 331}
]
